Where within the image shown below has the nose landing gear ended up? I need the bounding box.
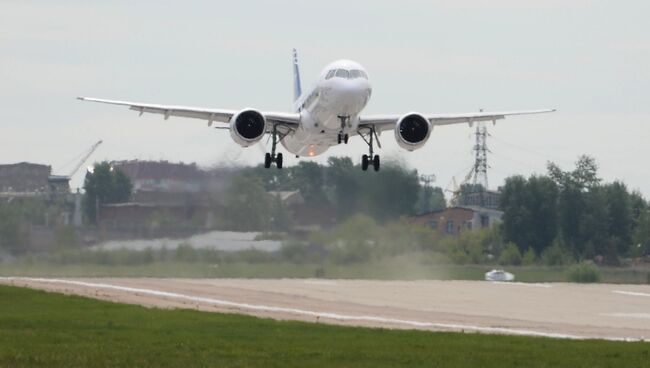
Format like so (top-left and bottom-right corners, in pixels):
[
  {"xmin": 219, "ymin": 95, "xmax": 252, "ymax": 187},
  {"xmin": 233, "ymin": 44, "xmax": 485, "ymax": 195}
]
[
  {"xmin": 337, "ymin": 133, "xmax": 349, "ymax": 144},
  {"xmin": 337, "ymin": 115, "xmax": 350, "ymax": 145}
]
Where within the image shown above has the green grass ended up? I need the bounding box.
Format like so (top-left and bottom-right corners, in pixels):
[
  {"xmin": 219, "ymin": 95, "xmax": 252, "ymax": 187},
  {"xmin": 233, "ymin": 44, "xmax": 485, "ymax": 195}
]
[
  {"xmin": 0, "ymin": 285, "xmax": 648, "ymax": 367},
  {"xmin": 2, "ymin": 254, "xmax": 649, "ymax": 284}
]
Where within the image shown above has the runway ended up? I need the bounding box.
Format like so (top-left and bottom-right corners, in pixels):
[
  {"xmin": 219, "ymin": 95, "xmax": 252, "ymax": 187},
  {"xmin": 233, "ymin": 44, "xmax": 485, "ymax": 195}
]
[{"xmin": 2, "ymin": 277, "xmax": 649, "ymax": 341}]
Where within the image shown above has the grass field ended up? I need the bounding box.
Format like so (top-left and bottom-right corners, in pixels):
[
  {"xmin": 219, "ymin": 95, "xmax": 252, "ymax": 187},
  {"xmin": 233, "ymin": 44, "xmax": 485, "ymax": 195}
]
[
  {"xmin": 0, "ymin": 285, "xmax": 648, "ymax": 367},
  {"xmin": 2, "ymin": 255, "xmax": 649, "ymax": 284}
]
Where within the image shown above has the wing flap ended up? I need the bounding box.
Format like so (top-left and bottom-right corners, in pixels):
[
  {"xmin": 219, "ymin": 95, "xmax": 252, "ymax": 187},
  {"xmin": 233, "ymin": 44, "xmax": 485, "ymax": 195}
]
[
  {"xmin": 78, "ymin": 97, "xmax": 300, "ymax": 126},
  {"xmin": 362, "ymin": 109, "xmax": 555, "ymax": 132}
]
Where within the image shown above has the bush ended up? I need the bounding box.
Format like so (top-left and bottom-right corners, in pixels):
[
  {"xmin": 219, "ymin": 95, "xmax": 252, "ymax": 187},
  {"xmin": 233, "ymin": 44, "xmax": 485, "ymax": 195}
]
[
  {"xmin": 280, "ymin": 241, "xmax": 322, "ymax": 264},
  {"xmin": 54, "ymin": 226, "xmax": 77, "ymax": 249},
  {"xmin": 498, "ymin": 242, "xmax": 522, "ymax": 266},
  {"xmin": 542, "ymin": 241, "xmax": 570, "ymax": 266},
  {"xmin": 522, "ymin": 248, "xmax": 536, "ymax": 265},
  {"xmin": 567, "ymin": 262, "xmax": 601, "ymax": 283}
]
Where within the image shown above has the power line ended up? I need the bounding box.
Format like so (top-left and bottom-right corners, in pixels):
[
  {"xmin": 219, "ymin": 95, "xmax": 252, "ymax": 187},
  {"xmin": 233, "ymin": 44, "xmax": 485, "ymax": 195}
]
[{"xmin": 490, "ymin": 134, "xmax": 563, "ymax": 163}]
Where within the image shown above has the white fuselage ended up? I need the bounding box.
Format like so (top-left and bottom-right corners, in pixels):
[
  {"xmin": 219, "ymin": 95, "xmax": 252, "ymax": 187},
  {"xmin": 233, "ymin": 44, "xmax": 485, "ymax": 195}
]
[{"xmin": 281, "ymin": 60, "xmax": 372, "ymax": 157}]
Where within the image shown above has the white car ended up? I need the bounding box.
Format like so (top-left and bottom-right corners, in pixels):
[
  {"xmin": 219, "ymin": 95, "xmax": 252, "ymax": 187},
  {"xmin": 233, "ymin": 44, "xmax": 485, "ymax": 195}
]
[{"xmin": 485, "ymin": 269, "xmax": 515, "ymax": 282}]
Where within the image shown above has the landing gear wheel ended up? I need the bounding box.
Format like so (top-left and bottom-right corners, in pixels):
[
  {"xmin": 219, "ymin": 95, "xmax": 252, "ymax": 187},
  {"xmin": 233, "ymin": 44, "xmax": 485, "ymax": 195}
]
[
  {"xmin": 359, "ymin": 126, "xmax": 381, "ymax": 172},
  {"xmin": 264, "ymin": 124, "xmax": 284, "ymax": 169},
  {"xmin": 276, "ymin": 153, "xmax": 283, "ymax": 169},
  {"xmin": 337, "ymin": 134, "xmax": 342, "ymax": 144},
  {"xmin": 344, "ymin": 134, "xmax": 349, "ymax": 144}
]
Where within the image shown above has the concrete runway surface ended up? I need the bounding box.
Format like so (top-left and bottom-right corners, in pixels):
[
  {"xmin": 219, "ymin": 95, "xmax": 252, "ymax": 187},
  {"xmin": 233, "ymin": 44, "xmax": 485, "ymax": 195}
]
[{"xmin": 2, "ymin": 277, "xmax": 649, "ymax": 341}]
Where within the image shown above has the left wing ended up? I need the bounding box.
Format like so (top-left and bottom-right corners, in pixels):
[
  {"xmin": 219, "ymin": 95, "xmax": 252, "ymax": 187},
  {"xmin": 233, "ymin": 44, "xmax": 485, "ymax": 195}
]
[
  {"xmin": 77, "ymin": 97, "xmax": 300, "ymax": 128},
  {"xmin": 360, "ymin": 109, "xmax": 555, "ymax": 132}
]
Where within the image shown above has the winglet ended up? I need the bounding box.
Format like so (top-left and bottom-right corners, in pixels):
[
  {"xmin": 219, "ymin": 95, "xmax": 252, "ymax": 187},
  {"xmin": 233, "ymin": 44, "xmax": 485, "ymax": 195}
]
[{"xmin": 292, "ymin": 48, "xmax": 302, "ymax": 104}]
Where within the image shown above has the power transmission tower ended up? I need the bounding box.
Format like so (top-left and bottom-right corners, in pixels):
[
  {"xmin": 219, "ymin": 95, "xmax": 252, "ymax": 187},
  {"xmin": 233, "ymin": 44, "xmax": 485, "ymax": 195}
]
[{"xmin": 471, "ymin": 123, "xmax": 489, "ymax": 190}]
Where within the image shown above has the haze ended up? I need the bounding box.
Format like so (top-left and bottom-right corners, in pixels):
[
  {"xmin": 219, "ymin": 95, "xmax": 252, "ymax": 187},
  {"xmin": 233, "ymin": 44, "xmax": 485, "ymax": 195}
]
[{"xmin": 2, "ymin": 0, "xmax": 649, "ymax": 194}]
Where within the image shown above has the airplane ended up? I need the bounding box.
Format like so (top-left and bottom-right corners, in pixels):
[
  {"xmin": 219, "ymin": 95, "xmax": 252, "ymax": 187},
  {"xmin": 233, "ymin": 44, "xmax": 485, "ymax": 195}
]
[{"xmin": 78, "ymin": 49, "xmax": 554, "ymax": 171}]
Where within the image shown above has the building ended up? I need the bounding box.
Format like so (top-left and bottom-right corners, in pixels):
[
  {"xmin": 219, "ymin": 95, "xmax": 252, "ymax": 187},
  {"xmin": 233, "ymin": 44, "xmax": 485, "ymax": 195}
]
[
  {"xmin": 99, "ymin": 160, "xmax": 234, "ymax": 230},
  {"xmin": 0, "ymin": 162, "xmax": 51, "ymax": 194},
  {"xmin": 457, "ymin": 189, "xmax": 501, "ymax": 210},
  {"xmin": 412, "ymin": 206, "xmax": 503, "ymax": 236},
  {"xmin": 0, "ymin": 162, "xmax": 70, "ymax": 198},
  {"xmin": 111, "ymin": 160, "xmax": 204, "ymax": 193}
]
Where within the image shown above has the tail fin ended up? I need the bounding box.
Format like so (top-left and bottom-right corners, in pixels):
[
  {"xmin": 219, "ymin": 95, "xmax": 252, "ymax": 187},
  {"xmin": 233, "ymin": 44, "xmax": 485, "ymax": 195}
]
[{"xmin": 292, "ymin": 48, "xmax": 302, "ymax": 103}]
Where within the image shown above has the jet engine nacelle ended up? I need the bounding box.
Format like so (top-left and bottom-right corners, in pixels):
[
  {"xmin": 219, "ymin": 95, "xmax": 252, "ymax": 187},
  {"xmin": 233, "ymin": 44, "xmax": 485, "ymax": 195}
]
[
  {"xmin": 394, "ymin": 113, "xmax": 432, "ymax": 151},
  {"xmin": 229, "ymin": 109, "xmax": 267, "ymax": 147}
]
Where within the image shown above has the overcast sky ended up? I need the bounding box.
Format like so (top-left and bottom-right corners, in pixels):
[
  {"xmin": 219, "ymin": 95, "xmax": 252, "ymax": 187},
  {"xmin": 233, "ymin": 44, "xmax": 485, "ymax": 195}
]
[{"xmin": 2, "ymin": 0, "xmax": 649, "ymax": 196}]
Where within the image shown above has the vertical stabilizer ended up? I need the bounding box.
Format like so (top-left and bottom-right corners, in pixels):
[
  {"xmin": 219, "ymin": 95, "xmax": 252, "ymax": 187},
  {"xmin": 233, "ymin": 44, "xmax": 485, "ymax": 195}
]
[{"xmin": 292, "ymin": 48, "xmax": 302, "ymax": 104}]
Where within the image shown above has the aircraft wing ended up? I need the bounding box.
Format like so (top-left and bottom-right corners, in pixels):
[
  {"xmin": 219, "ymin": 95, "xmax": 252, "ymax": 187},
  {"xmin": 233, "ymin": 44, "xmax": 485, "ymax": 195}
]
[
  {"xmin": 77, "ymin": 97, "xmax": 301, "ymax": 128},
  {"xmin": 360, "ymin": 109, "xmax": 555, "ymax": 132}
]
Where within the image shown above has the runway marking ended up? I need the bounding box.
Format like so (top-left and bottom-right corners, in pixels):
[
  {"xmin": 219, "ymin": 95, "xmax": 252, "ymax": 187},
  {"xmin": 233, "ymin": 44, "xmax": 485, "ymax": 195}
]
[
  {"xmin": 303, "ymin": 280, "xmax": 338, "ymax": 286},
  {"xmin": 602, "ymin": 313, "xmax": 650, "ymax": 320},
  {"xmin": 0, "ymin": 277, "xmax": 642, "ymax": 342},
  {"xmin": 613, "ymin": 290, "xmax": 650, "ymax": 298},
  {"xmin": 491, "ymin": 281, "xmax": 553, "ymax": 288}
]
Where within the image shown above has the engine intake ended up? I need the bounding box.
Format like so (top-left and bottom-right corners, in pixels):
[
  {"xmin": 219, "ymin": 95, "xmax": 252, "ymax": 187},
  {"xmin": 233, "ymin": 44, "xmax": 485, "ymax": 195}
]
[
  {"xmin": 394, "ymin": 113, "xmax": 431, "ymax": 151},
  {"xmin": 230, "ymin": 109, "xmax": 266, "ymax": 147}
]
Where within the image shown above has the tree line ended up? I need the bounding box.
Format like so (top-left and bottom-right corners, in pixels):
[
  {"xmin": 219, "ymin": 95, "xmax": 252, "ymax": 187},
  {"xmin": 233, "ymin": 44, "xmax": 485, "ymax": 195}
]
[
  {"xmin": 500, "ymin": 155, "xmax": 649, "ymax": 264},
  {"xmin": 235, "ymin": 157, "xmax": 445, "ymax": 224}
]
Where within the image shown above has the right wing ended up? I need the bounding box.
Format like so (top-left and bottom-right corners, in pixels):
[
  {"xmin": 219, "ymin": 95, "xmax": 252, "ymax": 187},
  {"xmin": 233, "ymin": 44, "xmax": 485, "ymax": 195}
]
[
  {"xmin": 77, "ymin": 97, "xmax": 300, "ymax": 129},
  {"xmin": 360, "ymin": 109, "xmax": 556, "ymax": 132}
]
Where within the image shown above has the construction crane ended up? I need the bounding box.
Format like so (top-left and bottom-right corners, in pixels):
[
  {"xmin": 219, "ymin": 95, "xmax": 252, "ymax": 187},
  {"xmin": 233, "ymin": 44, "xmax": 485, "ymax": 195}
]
[
  {"xmin": 49, "ymin": 140, "xmax": 103, "ymax": 184},
  {"xmin": 67, "ymin": 140, "xmax": 103, "ymax": 178}
]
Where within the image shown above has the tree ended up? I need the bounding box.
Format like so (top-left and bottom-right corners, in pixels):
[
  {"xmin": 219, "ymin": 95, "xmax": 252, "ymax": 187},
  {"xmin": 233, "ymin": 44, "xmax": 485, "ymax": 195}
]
[
  {"xmin": 499, "ymin": 242, "xmax": 522, "ymax": 266},
  {"xmin": 633, "ymin": 205, "xmax": 650, "ymax": 257},
  {"xmin": 269, "ymin": 195, "xmax": 293, "ymax": 232},
  {"xmin": 223, "ymin": 174, "xmax": 271, "ymax": 231},
  {"xmin": 360, "ymin": 162, "xmax": 420, "ymax": 220},
  {"xmin": 83, "ymin": 162, "xmax": 133, "ymax": 224},
  {"xmin": 548, "ymin": 155, "xmax": 600, "ymax": 191},
  {"xmin": 499, "ymin": 175, "xmax": 558, "ymax": 255},
  {"xmin": 548, "ymin": 156, "xmax": 602, "ymax": 256},
  {"xmin": 0, "ymin": 203, "xmax": 27, "ymax": 253},
  {"xmin": 604, "ymin": 182, "xmax": 633, "ymax": 256},
  {"xmin": 326, "ymin": 157, "xmax": 360, "ymax": 217},
  {"xmin": 289, "ymin": 161, "xmax": 328, "ymax": 205},
  {"xmin": 417, "ymin": 186, "xmax": 446, "ymax": 214},
  {"xmin": 578, "ymin": 187, "xmax": 609, "ymax": 258}
]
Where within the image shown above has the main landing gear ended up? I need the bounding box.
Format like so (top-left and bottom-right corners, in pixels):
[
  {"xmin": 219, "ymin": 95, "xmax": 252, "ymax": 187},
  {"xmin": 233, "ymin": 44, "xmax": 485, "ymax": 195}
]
[
  {"xmin": 337, "ymin": 132, "xmax": 349, "ymax": 144},
  {"xmin": 264, "ymin": 125, "xmax": 283, "ymax": 169},
  {"xmin": 359, "ymin": 125, "xmax": 380, "ymax": 172}
]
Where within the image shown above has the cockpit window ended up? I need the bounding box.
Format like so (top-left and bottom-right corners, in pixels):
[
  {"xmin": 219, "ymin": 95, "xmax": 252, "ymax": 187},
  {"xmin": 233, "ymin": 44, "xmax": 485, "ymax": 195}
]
[
  {"xmin": 348, "ymin": 70, "xmax": 368, "ymax": 79},
  {"xmin": 335, "ymin": 69, "xmax": 349, "ymax": 78},
  {"xmin": 326, "ymin": 70, "xmax": 336, "ymax": 79}
]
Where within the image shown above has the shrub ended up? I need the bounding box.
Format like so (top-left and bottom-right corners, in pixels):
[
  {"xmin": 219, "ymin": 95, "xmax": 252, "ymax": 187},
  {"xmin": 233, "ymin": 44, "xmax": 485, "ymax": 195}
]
[
  {"xmin": 175, "ymin": 243, "xmax": 199, "ymax": 263},
  {"xmin": 498, "ymin": 242, "xmax": 522, "ymax": 266},
  {"xmin": 567, "ymin": 262, "xmax": 601, "ymax": 283},
  {"xmin": 54, "ymin": 226, "xmax": 77, "ymax": 249},
  {"xmin": 280, "ymin": 241, "xmax": 321, "ymax": 264},
  {"xmin": 542, "ymin": 241, "xmax": 569, "ymax": 266},
  {"xmin": 522, "ymin": 248, "xmax": 536, "ymax": 265}
]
